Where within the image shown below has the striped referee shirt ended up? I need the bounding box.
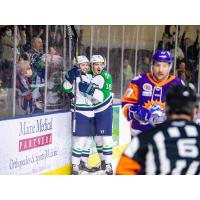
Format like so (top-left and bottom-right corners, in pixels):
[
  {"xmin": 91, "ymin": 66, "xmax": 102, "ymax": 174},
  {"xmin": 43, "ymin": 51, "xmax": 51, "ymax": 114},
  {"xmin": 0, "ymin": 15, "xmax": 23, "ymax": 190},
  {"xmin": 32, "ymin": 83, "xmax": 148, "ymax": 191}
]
[{"xmin": 116, "ymin": 119, "xmax": 200, "ymax": 175}]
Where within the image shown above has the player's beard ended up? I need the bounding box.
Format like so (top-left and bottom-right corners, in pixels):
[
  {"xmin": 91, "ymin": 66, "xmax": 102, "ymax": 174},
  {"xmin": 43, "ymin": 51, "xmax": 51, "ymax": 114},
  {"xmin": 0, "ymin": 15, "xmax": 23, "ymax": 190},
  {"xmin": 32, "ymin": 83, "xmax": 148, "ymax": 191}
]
[{"xmin": 153, "ymin": 72, "xmax": 169, "ymax": 82}]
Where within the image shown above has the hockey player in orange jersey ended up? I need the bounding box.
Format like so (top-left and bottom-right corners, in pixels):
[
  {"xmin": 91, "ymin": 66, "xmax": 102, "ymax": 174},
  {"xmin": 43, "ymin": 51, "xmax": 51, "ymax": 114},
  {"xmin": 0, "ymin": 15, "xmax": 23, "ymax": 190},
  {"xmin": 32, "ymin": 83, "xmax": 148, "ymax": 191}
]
[
  {"xmin": 117, "ymin": 84, "xmax": 200, "ymax": 175},
  {"xmin": 121, "ymin": 50, "xmax": 183, "ymax": 136}
]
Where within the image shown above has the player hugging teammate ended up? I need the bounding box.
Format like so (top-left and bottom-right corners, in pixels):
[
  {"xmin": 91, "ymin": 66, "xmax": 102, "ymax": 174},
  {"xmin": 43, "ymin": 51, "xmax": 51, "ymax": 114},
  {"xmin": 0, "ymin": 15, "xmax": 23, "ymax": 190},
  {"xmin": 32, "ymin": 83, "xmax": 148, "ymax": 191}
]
[{"xmin": 62, "ymin": 55, "xmax": 113, "ymax": 175}]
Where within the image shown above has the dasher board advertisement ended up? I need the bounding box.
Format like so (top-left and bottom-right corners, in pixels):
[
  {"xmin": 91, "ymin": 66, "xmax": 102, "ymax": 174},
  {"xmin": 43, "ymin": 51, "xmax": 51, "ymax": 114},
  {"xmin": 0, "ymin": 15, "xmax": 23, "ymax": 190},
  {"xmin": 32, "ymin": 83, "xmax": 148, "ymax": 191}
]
[{"xmin": 0, "ymin": 112, "xmax": 72, "ymax": 175}]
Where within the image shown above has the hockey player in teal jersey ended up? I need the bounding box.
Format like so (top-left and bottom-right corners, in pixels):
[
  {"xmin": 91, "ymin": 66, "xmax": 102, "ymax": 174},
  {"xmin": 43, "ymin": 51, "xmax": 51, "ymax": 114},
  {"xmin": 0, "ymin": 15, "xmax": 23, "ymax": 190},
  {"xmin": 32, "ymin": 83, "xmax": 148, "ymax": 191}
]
[
  {"xmin": 62, "ymin": 55, "xmax": 96, "ymax": 175},
  {"xmin": 79, "ymin": 55, "xmax": 114, "ymax": 175}
]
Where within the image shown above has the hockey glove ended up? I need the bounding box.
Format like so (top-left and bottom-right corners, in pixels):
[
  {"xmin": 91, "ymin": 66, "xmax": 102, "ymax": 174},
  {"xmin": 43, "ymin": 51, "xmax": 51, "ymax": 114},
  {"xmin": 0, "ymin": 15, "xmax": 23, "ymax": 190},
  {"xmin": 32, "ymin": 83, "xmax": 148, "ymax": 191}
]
[
  {"xmin": 65, "ymin": 66, "xmax": 80, "ymax": 84},
  {"xmin": 79, "ymin": 81, "xmax": 95, "ymax": 96},
  {"xmin": 148, "ymin": 105, "xmax": 166, "ymax": 125},
  {"xmin": 129, "ymin": 105, "xmax": 151, "ymax": 122}
]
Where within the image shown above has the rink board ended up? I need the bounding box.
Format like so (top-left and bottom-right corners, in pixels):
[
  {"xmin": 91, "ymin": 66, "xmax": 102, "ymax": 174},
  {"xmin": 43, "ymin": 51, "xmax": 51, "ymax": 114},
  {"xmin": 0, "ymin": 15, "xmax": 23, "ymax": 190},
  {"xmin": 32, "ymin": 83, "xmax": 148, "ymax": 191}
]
[
  {"xmin": 0, "ymin": 112, "xmax": 72, "ymax": 175},
  {"xmin": 0, "ymin": 105, "xmax": 131, "ymax": 175}
]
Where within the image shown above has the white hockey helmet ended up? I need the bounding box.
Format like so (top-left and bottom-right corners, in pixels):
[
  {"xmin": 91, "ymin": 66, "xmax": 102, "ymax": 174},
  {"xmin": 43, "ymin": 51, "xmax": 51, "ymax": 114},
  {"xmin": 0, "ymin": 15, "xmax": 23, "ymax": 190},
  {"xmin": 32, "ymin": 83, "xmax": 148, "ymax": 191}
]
[
  {"xmin": 90, "ymin": 55, "xmax": 104, "ymax": 64},
  {"xmin": 77, "ymin": 56, "xmax": 89, "ymax": 65}
]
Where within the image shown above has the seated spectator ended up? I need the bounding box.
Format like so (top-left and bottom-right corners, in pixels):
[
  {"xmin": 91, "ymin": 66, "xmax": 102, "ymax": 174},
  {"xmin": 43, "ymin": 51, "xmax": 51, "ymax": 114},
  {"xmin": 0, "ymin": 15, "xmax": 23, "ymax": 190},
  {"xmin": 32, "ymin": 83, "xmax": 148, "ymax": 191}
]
[
  {"xmin": 16, "ymin": 60, "xmax": 33, "ymax": 114},
  {"xmin": 176, "ymin": 61, "xmax": 187, "ymax": 82}
]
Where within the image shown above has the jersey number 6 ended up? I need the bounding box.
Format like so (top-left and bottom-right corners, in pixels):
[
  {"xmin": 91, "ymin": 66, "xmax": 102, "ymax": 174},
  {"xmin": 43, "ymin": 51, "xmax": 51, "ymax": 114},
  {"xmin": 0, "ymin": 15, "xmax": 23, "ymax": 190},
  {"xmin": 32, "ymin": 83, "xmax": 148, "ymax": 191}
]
[{"xmin": 177, "ymin": 138, "xmax": 199, "ymax": 158}]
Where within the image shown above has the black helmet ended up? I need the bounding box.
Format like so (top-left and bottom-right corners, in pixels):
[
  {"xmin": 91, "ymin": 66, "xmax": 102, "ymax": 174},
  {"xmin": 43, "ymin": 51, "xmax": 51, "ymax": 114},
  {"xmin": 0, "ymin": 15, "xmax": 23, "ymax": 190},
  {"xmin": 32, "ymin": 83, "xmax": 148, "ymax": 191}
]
[{"xmin": 166, "ymin": 83, "xmax": 198, "ymax": 115}]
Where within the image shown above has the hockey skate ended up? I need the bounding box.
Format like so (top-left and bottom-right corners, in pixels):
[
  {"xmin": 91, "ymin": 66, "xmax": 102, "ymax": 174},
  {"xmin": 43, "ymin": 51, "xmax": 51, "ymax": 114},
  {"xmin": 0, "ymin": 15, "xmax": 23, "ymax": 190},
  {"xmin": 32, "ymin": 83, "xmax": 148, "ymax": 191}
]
[
  {"xmin": 105, "ymin": 163, "xmax": 113, "ymax": 175},
  {"xmin": 79, "ymin": 160, "xmax": 99, "ymax": 173},
  {"xmin": 71, "ymin": 164, "xmax": 79, "ymax": 175},
  {"xmin": 85, "ymin": 160, "xmax": 108, "ymax": 175},
  {"xmin": 92, "ymin": 160, "xmax": 106, "ymax": 171},
  {"xmin": 100, "ymin": 160, "xmax": 106, "ymax": 170}
]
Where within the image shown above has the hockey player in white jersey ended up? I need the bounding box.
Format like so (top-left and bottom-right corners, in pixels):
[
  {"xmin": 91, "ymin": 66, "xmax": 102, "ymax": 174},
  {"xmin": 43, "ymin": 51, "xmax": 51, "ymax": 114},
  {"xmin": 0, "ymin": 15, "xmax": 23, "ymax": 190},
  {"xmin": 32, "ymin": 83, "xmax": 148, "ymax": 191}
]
[
  {"xmin": 62, "ymin": 56, "xmax": 96, "ymax": 175},
  {"xmin": 78, "ymin": 55, "xmax": 114, "ymax": 175}
]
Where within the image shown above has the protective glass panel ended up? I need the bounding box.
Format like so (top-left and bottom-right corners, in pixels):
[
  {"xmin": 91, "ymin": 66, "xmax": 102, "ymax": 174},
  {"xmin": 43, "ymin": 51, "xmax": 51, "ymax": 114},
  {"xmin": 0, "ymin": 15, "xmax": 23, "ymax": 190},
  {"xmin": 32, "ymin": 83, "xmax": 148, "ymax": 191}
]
[
  {"xmin": 137, "ymin": 25, "xmax": 155, "ymax": 75},
  {"xmin": 109, "ymin": 25, "xmax": 123, "ymax": 100},
  {"xmin": 156, "ymin": 25, "xmax": 200, "ymax": 89},
  {"xmin": 19, "ymin": 25, "xmax": 46, "ymax": 115},
  {"xmin": 177, "ymin": 25, "xmax": 200, "ymax": 88},
  {"xmin": 92, "ymin": 25, "xmax": 108, "ymax": 64},
  {"xmin": 81, "ymin": 25, "xmax": 92, "ymax": 59},
  {"xmin": 123, "ymin": 25, "xmax": 137, "ymax": 93},
  {"xmin": 46, "ymin": 25, "xmax": 66, "ymax": 111}
]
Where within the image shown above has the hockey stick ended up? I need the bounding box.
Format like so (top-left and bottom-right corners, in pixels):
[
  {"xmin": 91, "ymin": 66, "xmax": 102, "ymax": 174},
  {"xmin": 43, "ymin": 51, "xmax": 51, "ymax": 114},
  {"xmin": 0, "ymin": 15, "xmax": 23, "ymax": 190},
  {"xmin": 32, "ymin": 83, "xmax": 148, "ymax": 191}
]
[
  {"xmin": 67, "ymin": 25, "xmax": 76, "ymax": 134},
  {"xmin": 67, "ymin": 25, "xmax": 79, "ymax": 134}
]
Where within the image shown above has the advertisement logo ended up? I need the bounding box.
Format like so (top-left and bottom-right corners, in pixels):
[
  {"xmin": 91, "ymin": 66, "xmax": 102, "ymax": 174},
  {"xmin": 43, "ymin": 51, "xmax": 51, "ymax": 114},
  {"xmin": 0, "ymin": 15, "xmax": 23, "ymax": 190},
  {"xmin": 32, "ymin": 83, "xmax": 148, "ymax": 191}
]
[
  {"xmin": 143, "ymin": 83, "xmax": 152, "ymax": 92},
  {"xmin": 19, "ymin": 133, "xmax": 52, "ymax": 152}
]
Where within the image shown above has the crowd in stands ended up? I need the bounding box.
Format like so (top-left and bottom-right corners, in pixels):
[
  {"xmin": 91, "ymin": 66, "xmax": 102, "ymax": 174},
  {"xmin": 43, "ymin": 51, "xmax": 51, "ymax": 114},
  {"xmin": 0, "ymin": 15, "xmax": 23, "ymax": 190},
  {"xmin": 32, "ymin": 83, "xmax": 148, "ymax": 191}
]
[
  {"xmin": 122, "ymin": 26, "xmax": 200, "ymax": 89},
  {"xmin": 0, "ymin": 25, "xmax": 200, "ymax": 117},
  {"xmin": 0, "ymin": 26, "xmax": 66, "ymax": 116},
  {"xmin": 157, "ymin": 26, "xmax": 199, "ymax": 85}
]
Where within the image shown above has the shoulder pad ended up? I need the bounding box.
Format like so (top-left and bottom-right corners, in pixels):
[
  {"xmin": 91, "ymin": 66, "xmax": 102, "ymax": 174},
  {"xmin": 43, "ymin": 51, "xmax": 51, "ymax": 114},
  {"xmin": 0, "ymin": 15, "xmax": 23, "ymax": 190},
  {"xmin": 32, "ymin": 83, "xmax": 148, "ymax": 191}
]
[{"xmin": 101, "ymin": 70, "xmax": 111, "ymax": 79}]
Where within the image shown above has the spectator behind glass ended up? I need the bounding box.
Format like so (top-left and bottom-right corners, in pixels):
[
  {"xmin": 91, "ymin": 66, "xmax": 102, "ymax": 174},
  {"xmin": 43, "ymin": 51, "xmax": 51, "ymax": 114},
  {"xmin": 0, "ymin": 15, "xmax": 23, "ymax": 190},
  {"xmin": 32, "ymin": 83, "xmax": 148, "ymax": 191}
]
[
  {"xmin": 123, "ymin": 59, "xmax": 133, "ymax": 90},
  {"xmin": 29, "ymin": 37, "xmax": 43, "ymax": 54},
  {"xmin": 138, "ymin": 56, "xmax": 150, "ymax": 74},
  {"xmin": 28, "ymin": 37, "xmax": 45, "ymax": 112},
  {"xmin": 29, "ymin": 37, "xmax": 45, "ymax": 85},
  {"xmin": 157, "ymin": 33, "xmax": 173, "ymax": 51},
  {"xmin": 186, "ymin": 29, "xmax": 199, "ymax": 84},
  {"xmin": 170, "ymin": 34, "xmax": 184, "ymax": 63},
  {"xmin": 45, "ymin": 47, "xmax": 64, "ymax": 109},
  {"xmin": 180, "ymin": 26, "xmax": 192, "ymax": 62},
  {"xmin": 0, "ymin": 26, "xmax": 26, "ymax": 62},
  {"xmin": 176, "ymin": 61, "xmax": 187, "ymax": 83}
]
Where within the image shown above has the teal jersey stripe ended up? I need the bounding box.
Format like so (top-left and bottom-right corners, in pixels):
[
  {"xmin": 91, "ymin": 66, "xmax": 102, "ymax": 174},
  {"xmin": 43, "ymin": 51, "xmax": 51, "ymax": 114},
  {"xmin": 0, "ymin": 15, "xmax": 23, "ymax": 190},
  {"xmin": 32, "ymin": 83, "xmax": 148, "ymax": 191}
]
[{"xmin": 72, "ymin": 149, "xmax": 82, "ymax": 154}]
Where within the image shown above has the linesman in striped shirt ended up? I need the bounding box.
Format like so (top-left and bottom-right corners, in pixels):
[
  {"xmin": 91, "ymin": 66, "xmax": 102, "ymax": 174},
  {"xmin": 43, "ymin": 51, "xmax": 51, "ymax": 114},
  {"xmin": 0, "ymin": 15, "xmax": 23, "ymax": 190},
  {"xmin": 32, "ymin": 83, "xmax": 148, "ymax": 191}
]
[{"xmin": 116, "ymin": 84, "xmax": 200, "ymax": 175}]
